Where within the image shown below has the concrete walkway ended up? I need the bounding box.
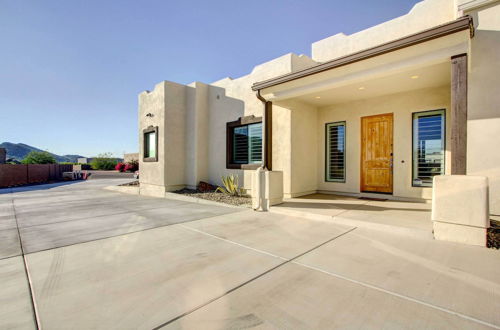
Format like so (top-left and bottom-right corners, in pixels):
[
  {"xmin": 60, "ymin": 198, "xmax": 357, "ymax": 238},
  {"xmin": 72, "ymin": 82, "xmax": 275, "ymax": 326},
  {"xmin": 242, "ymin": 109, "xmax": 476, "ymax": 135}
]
[
  {"xmin": 1, "ymin": 181, "xmax": 499, "ymax": 329},
  {"xmin": 271, "ymin": 193, "xmax": 433, "ymax": 238}
]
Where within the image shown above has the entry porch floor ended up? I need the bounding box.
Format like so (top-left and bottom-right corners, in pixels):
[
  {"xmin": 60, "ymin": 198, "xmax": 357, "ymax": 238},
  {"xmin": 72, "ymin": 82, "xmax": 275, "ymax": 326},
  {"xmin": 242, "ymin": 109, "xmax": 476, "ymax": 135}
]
[{"xmin": 271, "ymin": 193, "xmax": 432, "ymax": 238}]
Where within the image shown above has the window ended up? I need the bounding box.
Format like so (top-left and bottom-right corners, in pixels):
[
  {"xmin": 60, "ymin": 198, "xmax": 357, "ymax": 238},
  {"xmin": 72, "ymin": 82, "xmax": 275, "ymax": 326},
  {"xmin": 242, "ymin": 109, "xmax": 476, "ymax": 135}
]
[
  {"xmin": 412, "ymin": 110, "xmax": 445, "ymax": 187},
  {"xmin": 325, "ymin": 121, "xmax": 346, "ymax": 182},
  {"xmin": 143, "ymin": 126, "xmax": 158, "ymax": 162},
  {"xmin": 227, "ymin": 116, "xmax": 262, "ymax": 169}
]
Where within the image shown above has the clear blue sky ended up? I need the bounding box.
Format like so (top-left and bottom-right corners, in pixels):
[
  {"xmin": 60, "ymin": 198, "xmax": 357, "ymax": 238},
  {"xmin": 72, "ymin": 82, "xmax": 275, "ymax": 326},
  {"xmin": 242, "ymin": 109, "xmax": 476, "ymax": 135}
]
[{"xmin": 0, "ymin": 0, "xmax": 420, "ymax": 157}]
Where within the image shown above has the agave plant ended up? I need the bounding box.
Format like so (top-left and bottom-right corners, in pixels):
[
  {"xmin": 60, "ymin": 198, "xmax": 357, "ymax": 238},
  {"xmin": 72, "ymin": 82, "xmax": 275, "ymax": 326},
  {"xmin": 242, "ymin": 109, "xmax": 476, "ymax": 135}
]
[{"xmin": 216, "ymin": 175, "xmax": 242, "ymax": 196}]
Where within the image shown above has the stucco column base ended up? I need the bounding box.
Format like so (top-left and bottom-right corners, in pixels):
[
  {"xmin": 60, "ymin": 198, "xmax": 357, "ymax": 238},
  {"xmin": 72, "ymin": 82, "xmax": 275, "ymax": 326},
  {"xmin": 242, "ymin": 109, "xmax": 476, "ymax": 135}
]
[
  {"xmin": 252, "ymin": 169, "xmax": 284, "ymax": 211},
  {"xmin": 140, "ymin": 183, "xmax": 186, "ymax": 197},
  {"xmin": 432, "ymin": 175, "xmax": 489, "ymax": 247},
  {"xmin": 433, "ymin": 221, "xmax": 487, "ymax": 246},
  {"xmin": 139, "ymin": 183, "xmax": 166, "ymax": 198}
]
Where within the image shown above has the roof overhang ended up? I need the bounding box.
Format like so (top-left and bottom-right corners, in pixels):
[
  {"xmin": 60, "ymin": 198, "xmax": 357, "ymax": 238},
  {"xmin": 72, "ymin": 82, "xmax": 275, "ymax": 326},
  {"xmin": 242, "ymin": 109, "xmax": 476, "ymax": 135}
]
[{"xmin": 252, "ymin": 16, "xmax": 473, "ymax": 92}]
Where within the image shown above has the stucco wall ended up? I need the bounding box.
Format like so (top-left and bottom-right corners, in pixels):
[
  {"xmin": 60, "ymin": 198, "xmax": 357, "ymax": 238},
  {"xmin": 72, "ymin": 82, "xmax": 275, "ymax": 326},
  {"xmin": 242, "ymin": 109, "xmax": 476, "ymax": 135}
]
[
  {"xmin": 208, "ymin": 53, "xmax": 317, "ymax": 192},
  {"xmin": 185, "ymin": 82, "xmax": 209, "ymax": 188},
  {"xmin": 311, "ymin": 0, "xmax": 456, "ymax": 62},
  {"xmin": 206, "ymin": 85, "xmax": 246, "ymax": 189},
  {"xmin": 139, "ymin": 53, "xmax": 318, "ymax": 195},
  {"xmin": 138, "ymin": 81, "xmax": 187, "ymax": 195},
  {"xmin": 123, "ymin": 153, "xmax": 138, "ymax": 163},
  {"xmin": 465, "ymin": 2, "xmax": 500, "ymax": 214},
  {"xmin": 274, "ymin": 100, "xmax": 319, "ymax": 198},
  {"xmin": 317, "ymin": 86, "xmax": 451, "ymax": 200},
  {"xmin": 271, "ymin": 105, "xmax": 292, "ymax": 195},
  {"xmin": 164, "ymin": 82, "xmax": 187, "ymax": 190},
  {"xmin": 138, "ymin": 82, "xmax": 167, "ymax": 194}
]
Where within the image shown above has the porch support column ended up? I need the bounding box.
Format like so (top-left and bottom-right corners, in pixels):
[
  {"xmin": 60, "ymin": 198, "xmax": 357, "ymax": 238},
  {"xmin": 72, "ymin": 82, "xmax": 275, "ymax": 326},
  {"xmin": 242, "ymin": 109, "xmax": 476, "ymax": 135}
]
[
  {"xmin": 264, "ymin": 101, "xmax": 273, "ymax": 170},
  {"xmin": 450, "ymin": 53, "xmax": 468, "ymax": 175}
]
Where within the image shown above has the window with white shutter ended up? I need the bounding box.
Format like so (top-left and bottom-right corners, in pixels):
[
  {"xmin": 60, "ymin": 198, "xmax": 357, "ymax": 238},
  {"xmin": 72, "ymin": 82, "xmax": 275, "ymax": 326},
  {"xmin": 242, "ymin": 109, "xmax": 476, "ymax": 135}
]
[
  {"xmin": 412, "ymin": 110, "xmax": 445, "ymax": 187},
  {"xmin": 325, "ymin": 122, "xmax": 346, "ymax": 182},
  {"xmin": 227, "ymin": 117, "xmax": 262, "ymax": 169}
]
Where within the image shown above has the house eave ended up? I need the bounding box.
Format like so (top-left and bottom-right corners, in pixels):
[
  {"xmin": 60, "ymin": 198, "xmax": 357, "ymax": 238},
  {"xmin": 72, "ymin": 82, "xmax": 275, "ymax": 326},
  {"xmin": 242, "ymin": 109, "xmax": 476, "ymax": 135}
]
[{"xmin": 252, "ymin": 16, "xmax": 473, "ymax": 91}]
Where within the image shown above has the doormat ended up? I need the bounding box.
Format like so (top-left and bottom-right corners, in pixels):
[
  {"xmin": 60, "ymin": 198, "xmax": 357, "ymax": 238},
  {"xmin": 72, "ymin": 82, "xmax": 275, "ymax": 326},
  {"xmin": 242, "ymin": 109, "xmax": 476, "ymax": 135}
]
[{"xmin": 358, "ymin": 197, "xmax": 388, "ymax": 201}]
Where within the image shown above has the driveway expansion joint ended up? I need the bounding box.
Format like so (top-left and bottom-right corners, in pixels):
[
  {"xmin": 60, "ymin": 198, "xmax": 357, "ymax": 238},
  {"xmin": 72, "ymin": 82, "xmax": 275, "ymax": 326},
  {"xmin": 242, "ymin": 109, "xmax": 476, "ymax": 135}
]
[
  {"xmin": 152, "ymin": 225, "xmax": 357, "ymax": 329},
  {"xmin": 11, "ymin": 199, "xmax": 41, "ymax": 330},
  {"xmin": 293, "ymin": 261, "xmax": 500, "ymax": 329},
  {"xmin": 169, "ymin": 224, "xmax": 500, "ymax": 330}
]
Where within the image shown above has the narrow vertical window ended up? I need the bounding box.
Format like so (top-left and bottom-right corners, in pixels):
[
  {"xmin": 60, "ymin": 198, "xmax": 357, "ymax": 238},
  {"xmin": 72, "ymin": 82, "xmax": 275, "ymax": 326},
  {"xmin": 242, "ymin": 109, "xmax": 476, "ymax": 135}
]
[
  {"xmin": 326, "ymin": 121, "xmax": 346, "ymax": 182},
  {"xmin": 412, "ymin": 110, "xmax": 445, "ymax": 187},
  {"xmin": 143, "ymin": 126, "xmax": 158, "ymax": 161}
]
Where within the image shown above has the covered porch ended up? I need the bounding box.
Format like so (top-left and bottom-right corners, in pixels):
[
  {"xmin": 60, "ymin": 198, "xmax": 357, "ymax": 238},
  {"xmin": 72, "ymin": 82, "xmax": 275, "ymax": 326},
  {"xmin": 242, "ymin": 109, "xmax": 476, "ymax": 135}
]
[{"xmin": 253, "ymin": 16, "xmax": 472, "ymax": 202}]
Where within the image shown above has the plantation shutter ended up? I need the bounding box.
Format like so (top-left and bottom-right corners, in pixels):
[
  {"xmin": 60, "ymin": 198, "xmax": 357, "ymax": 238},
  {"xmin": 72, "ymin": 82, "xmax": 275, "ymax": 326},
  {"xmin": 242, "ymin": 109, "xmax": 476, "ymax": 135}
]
[
  {"xmin": 248, "ymin": 123, "xmax": 262, "ymax": 163},
  {"xmin": 412, "ymin": 110, "xmax": 445, "ymax": 187},
  {"xmin": 233, "ymin": 126, "xmax": 249, "ymax": 164},
  {"xmin": 326, "ymin": 122, "xmax": 346, "ymax": 182},
  {"xmin": 231, "ymin": 122, "xmax": 262, "ymax": 165}
]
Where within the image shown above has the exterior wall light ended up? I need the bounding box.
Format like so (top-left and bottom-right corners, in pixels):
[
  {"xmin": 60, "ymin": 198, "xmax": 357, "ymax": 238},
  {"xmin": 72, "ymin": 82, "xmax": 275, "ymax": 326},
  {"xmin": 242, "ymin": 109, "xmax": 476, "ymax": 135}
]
[
  {"xmin": 358, "ymin": 87, "xmax": 365, "ymax": 90},
  {"xmin": 411, "ymin": 75, "xmax": 419, "ymax": 79},
  {"xmin": 146, "ymin": 113, "xmax": 154, "ymax": 117}
]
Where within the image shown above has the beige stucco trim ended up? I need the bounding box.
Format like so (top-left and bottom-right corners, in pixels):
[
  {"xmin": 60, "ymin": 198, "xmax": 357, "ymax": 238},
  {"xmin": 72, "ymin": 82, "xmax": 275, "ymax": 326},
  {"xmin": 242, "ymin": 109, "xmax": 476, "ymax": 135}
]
[{"xmin": 253, "ymin": 16, "xmax": 471, "ymax": 91}]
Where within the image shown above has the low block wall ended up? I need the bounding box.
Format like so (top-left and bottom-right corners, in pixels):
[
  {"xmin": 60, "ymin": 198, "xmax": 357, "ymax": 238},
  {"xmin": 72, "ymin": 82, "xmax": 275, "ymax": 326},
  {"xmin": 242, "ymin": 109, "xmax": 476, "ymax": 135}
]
[
  {"xmin": 0, "ymin": 164, "xmax": 73, "ymax": 188},
  {"xmin": 72, "ymin": 164, "xmax": 92, "ymax": 171}
]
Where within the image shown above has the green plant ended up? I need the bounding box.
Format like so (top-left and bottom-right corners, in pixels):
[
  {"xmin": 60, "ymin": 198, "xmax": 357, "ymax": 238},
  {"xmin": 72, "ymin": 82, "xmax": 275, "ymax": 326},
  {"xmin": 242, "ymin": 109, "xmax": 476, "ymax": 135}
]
[
  {"xmin": 90, "ymin": 153, "xmax": 118, "ymax": 170},
  {"xmin": 216, "ymin": 175, "xmax": 242, "ymax": 196},
  {"xmin": 21, "ymin": 151, "xmax": 56, "ymax": 164},
  {"xmin": 124, "ymin": 159, "xmax": 138, "ymax": 172}
]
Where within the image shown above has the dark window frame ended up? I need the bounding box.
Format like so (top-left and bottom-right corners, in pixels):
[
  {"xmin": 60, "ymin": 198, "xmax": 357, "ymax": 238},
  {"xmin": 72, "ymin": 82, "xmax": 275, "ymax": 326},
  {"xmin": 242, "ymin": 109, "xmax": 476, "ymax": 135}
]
[
  {"xmin": 143, "ymin": 126, "xmax": 158, "ymax": 162},
  {"xmin": 411, "ymin": 109, "xmax": 446, "ymax": 187},
  {"xmin": 226, "ymin": 115, "xmax": 262, "ymax": 169},
  {"xmin": 325, "ymin": 121, "xmax": 347, "ymax": 183}
]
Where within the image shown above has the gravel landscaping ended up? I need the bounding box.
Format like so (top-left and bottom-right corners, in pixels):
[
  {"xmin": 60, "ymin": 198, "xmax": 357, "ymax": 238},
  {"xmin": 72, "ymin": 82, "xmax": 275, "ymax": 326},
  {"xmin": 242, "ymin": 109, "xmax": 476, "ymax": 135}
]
[
  {"xmin": 119, "ymin": 180, "xmax": 139, "ymax": 186},
  {"xmin": 173, "ymin": 188, "xmax": 251, "ymax": 207},
  {"xmin": 487, "ymin": 219, "xmax": 500, "ymax": 249}
]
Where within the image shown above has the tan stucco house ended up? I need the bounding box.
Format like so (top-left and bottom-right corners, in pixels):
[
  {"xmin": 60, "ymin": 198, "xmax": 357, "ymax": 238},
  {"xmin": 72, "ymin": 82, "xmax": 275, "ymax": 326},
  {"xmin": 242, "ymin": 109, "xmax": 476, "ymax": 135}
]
[{"xmin": 138, "ymin": 0, "xmax": 500, "ymax": 219}]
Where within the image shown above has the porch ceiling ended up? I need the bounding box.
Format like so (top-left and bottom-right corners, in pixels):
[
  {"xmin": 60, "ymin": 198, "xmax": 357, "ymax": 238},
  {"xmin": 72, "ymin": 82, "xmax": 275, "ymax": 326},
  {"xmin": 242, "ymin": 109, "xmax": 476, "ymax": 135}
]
[
  {"xmin": 260, "ymin": 28, "xmax": 469, "ymax": 105},
  {"xmin": 287, "ymin": 62, "xmax": 451, "ymax": 107}
]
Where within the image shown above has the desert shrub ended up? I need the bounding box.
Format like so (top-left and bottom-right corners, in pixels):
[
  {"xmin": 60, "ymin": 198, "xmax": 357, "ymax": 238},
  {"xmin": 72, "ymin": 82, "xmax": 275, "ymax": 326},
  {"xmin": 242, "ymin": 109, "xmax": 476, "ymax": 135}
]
[
  {"xmin": 115, "ymin": 162, "xmax": 126, "ymax": 172},
  {"xmin": 21, "ymin": 151, "xmax": 56, "ymax": 164},
  {"xmin": 90, "ymin": 153, "xmax": 118, "ymax": 170},
  {"xmin": 124, "ymin": 160, "xmax": 138, "ymax": 172},
  {"xmin": 216, "ymin": 175, "xmax": 242, "ymax": 196}
]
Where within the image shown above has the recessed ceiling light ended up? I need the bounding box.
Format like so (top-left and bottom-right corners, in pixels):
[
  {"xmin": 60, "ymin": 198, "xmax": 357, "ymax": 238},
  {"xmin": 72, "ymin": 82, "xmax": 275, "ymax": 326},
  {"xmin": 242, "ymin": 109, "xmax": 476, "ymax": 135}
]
[
  {"xmin": 358, "ymin": 87, "xmax": 365, "ymax": 90},
  {"xmin": 315, "ymin": 96, "xmax": 321, "ymax": 99},
  {"xmin": 411, "ymin": 75, "xmax": 419, "ymax": 79}
]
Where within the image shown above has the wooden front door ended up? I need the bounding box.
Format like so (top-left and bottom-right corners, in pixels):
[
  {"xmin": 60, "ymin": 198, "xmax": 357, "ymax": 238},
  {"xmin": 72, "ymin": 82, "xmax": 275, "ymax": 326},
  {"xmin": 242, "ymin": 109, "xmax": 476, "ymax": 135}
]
[{"xmin": 361, "ymin": 113, "xmax": 393, "ymax": 193}]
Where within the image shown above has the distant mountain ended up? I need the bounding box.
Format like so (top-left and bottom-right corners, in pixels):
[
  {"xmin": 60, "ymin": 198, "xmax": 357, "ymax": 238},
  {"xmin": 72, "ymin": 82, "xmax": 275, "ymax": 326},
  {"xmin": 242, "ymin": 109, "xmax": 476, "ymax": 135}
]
[{"xmin": 0, "ymin": 142, "xmax": 85, "ymax": 163}]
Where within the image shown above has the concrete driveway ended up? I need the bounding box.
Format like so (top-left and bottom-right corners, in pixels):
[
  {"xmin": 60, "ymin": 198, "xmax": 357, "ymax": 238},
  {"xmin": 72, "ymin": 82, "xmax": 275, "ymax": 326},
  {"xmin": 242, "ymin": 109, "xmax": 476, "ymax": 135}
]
[{"xmin": 1, "ymin": 179, "xmax": 499, "ymax": 329}]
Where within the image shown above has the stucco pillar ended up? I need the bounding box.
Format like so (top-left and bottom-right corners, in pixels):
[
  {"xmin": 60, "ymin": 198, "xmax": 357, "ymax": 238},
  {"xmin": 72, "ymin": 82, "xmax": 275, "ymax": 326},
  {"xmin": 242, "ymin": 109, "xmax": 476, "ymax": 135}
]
[
  {"xmin": 432, "ymin": 175, "xmax": 489, "ymax": 246},
  {"xmin": 252, "ymin": 168, "xmax": 283, "ymax": 211}
]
